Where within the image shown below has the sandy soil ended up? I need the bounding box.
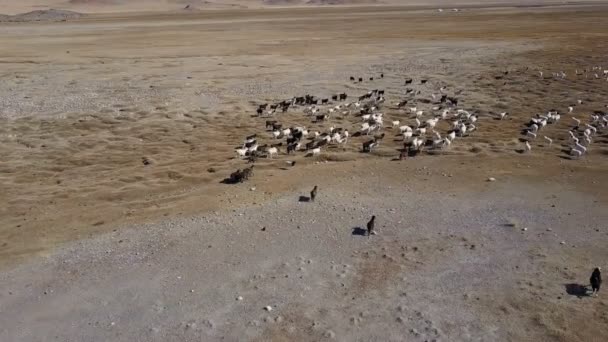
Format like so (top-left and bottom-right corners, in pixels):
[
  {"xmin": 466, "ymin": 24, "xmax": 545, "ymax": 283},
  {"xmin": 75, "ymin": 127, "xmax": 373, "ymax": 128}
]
[{"xmin": 1, "ymin": 4, "xmax": 608, "ymax": 341}]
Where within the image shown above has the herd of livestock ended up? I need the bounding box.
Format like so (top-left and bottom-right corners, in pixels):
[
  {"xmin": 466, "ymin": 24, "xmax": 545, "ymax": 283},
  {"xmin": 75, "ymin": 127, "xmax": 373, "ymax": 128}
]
[{"xmin": 225, "ymin": 68, "xmax": 608, "ymax": 183}]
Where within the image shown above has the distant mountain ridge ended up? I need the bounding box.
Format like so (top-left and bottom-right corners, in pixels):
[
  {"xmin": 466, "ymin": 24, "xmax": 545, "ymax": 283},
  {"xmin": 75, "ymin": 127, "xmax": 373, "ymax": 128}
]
[{"xmin": 0, "ymin": 0, "xmax": 603, "ymax": 16}]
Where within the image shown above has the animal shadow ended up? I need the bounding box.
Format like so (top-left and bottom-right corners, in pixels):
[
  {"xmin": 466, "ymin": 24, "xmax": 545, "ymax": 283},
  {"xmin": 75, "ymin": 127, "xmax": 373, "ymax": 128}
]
[
  {"xmin": 299, "ymin": 196, "xmax": 311, "ymax": 202},
  {"xmin": 352, "ymin": 227, "xmax": 367, "ymax": 236},
  {"xmin": 565, "ymin": 283, "xmax": 589, "ymax": 297}
]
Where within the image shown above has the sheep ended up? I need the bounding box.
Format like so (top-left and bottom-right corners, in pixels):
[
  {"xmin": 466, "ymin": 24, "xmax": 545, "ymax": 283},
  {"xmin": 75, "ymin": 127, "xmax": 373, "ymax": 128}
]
[
  {"xmin": 267, "ymin": 147, "xmax": 279, "ymax": 158},
  {"xmin": 272, "ymin": 130, "xmax": 281, "ymax": 139},
  {"xmin": 458, "ymin": 124, "xmax": 467, "ymax": 137},
  {"xmin": 526, "ymin": 131, "xmax": 537, "ymax": 139},
  {"xmin": 499, "ymin": 112, "xmax": 509, "ymax": 120},
  {"xmin": 403, "ymin": 131, "xmax": 413, "ymax": 141},
  {"xmin": 410, "ymin": 137, "xmax": 422, "ymax": 150},
  {"xmin": 525, "ymin": 141, "xmax": 532, "ymax": 152},
  {"xmin": 399, "ymin": 125, "xmax": 413, "ymax": 134},
  {"xmin": 586, "ymin": 124, "xmax": 597, "ymax": 135},
  {"xmin": 392, "ymin": 120, "xmax": 400, "ymax": 128},
  {"xmin": 360, "ymin": 122, "xmax": 371, "ymax": 134},
  {"xmin": 447, "ymin": 131, "xmax": 456, "ymax": 141},
  {"xmin": 247, "ymin": 143, "xmax": 259, "ymax": 153},
  {"xmin": 530, "ymin": 123, "xmax": 539, "ymax": 133},
  {"xmin": 312, "ymin": 147, "xmax": 321, "ymax": 156},
  {"xmin": 443, "ymin": 137, "xmax": 452, "ymax": 148},
  {"xmin": 570, "ymin": 147, "xmax": 583, "ymax": 157},
  {"xmin": 236, "ymin": 148, "xmax": 248, "ymax": 158},
  {"xmin": 415, "ymin": 118, "xmax": 421, "ymax": 128},
  {"xmin": 426, "ymin": 118, "xmax": 438, "ymax": 130},
  {"xmin": 432, "ymin": 132, "xmax": 443, "ymax": 148},
  {"xmin": 543, "ymin": 136, "xmax": 553, "ymax": 146}
]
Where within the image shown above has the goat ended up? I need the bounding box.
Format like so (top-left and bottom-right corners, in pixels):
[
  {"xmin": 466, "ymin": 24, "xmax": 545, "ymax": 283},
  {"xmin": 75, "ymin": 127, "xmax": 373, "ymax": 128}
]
[{"xmin": 362, "ymin": 139, "xmax": 377, "ymax": 153}]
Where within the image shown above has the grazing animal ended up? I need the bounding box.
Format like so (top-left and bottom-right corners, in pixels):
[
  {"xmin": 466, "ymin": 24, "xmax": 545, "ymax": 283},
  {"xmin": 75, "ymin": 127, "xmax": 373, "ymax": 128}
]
[
  {"xmin": 525, "ymin": 141, "xmax": 531, "ymax": 152},
  {"xmin": 350, "ymin": 76, "xmax": 355, "ymax": 81},
  {"xmin": 366, "ymin": 215, "xmax": 376, "ymax": 236},
  {"xmin": 362, "ymin": 139, "xmax": 377, "ymax": 152},
  {"xmin": 543, "ymin": 136, "xmax": 553, "ymax": 146},
  {"xmin": 570, "ymin": 147, "xmax": 583, "ymax": 157},
  {"xmin": 590, "ymin": 267, "xmax": 602, "ymax": 296},
  {"xmin": 267, "ymin": 147, "xmax": 278, "ymax": 158},
  {"xmin": 310, "ymin": 185, "xmax": 318, "ymax": 202},
  {"xmin": 312, "ymin": 147, "xmax": 321, "ymax": 156},
  {"xmin": 236, "ymin": 148, "xmax": 247, "ymax": 158}
]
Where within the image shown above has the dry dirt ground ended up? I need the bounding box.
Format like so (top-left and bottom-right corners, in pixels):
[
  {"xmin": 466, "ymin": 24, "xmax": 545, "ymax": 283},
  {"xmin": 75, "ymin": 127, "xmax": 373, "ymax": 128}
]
[{"xmin": 1, "ymin": 4, "xmax": 608, "ymax": 341}]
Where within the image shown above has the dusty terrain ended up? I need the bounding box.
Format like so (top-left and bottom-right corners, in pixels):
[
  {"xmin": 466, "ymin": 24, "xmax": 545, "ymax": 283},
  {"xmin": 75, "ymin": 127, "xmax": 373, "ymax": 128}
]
[{"xmin": 1, "ymin": 4, "xmax": 608, "ymax": 341}]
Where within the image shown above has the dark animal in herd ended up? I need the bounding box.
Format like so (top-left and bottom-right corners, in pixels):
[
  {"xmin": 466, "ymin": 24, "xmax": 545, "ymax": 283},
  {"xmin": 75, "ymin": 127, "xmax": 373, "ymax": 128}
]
[
  {"xmin": 367, "ymin": 215, "xmax": 376, "ymax": 236},
  {"xmin": 228, "ymin": 165, "xmax": 255, "ymax": 183},
  {"xmin": 310, "ymin": 186, "xmax": 318, "ymax": 202},
  {"xmin": 591, "ymin": 267, "xmax": 602, "ymax": 296}
]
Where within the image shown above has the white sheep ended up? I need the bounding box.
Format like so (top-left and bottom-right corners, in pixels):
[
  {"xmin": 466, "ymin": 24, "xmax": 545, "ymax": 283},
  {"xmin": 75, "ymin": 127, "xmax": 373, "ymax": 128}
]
[
  {"xmin": 267, "ymin": 147, "xmax": 278, "ymax": 158},
  {"xmin": 236, "ymin": 148, "xmax": 248, "ymax": 158},
  {"xmin": 399, "ymin": 125, "xmax": 412, "ymax": 134},
  {"xmin": 403, "ymin": 131, "xmax": 413, "ymax": 140},
  {"xmin": 448, "ymin": 131, "xmax": 456, "ymax": 141}
]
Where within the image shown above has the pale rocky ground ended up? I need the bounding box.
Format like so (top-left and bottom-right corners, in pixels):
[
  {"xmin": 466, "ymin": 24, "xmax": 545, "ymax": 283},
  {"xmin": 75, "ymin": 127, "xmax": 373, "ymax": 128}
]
[{"xmin": 1, "ymin": 4, "xmax": 608, "ymax": 342}]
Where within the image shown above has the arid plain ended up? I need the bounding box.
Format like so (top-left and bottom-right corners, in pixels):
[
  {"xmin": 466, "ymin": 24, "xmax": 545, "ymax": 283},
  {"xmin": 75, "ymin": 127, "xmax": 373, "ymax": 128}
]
[{"xmin": 1, "ymin": 3, "xmax": 608, "ymax": 341}]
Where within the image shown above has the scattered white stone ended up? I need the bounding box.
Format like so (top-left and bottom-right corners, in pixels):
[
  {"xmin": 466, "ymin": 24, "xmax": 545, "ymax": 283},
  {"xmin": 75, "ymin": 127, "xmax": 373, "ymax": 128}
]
[
  {"xmin": 250, "ymin": 187, "xmax": 256, "ymax": 191},
  {"xmin": 560, "ymin": 241, "xmax": 566, "ymax": 245},
  {"xmin": 521, "ymin": 227, "xmax": 528, "ymax": 231},
  {"xmin": 264, "ymin": 306, "xmax": 273, "ymax": 312},
  {"xmin": 487, "ymin": 177, "xmax": 496, "ymax": 182},
  {"xmin": 237, "ymin": 296, "xmax": 243, "ymax": 301}
]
